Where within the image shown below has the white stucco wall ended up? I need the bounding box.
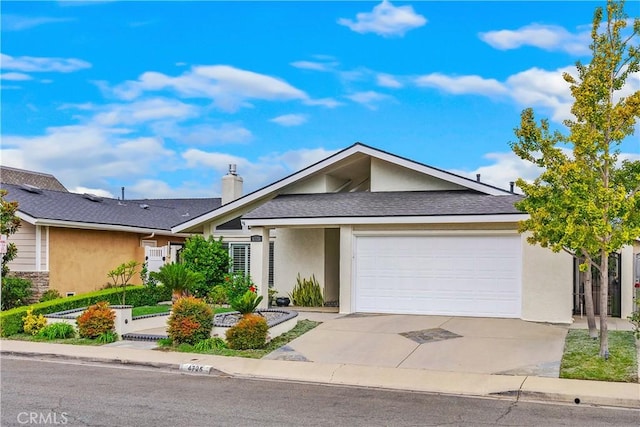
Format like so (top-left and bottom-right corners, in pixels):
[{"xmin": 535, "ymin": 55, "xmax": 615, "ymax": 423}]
[
  {"xmin": 520, "ymin": 238, "xmax": 573, "ymax": 323},
  {"xmin": 273, "ymin": 228, "xmax": 326, "ymax": 298},
  {"xmin": 370, "ymin": 158, "xmax": 465, "ymax": 192},
  {"xmin": 620, "ymin": 245, "xmax": 635, "ymax": 319}
]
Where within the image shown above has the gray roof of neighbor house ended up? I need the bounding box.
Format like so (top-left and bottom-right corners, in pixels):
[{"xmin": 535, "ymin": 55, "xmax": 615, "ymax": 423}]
[
  {"xmin": 0, "ymin": 166, "xmax": 68, "ymax": 192},
  {"xmin": 242, "ymin": 191, "xmax": 524, "ymax": 219},
  {"xmin": 1, "ymin": 183, "xmax": 221, "ymax": 231}
]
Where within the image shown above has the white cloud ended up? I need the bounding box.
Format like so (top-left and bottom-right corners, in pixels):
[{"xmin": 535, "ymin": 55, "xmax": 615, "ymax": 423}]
[
  {"xmin": 338, "ymin": 0, "xmax": 426, "ymax": 37},
  {"xmin": 72, "ymin": 186, "xmax": 115, "ymax": 198},
  {"xmin": 270, "ymin": 114, "xmax": 308, "ymax": 127},
  {"xmin": 1, "ymin": 14, "xmax": 73, "ymax": 31},
  {"xmin": 0, "ymin": 53, "xmax": 91, "ymax": 73},
  {"xmin": 0, "ymin": 124, "xmax": 176, "ymax": 197},
  {"xmin": 479, "ymin": 24, "xmax": 590, "ymax": 56},
  {"xmin": 91, "ymin": 98, "xmax": 198, "ymax": 126},
  {"xmin": 151, "ymin": 122, "xmax": 253, "ymax": 145},
  {"xmin": 290, "ymin": 60, "xmax": 338, "ymax": 72},
  {"xmin": 345, "ymin": 91, "xmax": 393, "ymax": 110},
  {"xmin": 108, "ymin": 65, "xmax": 309, "ymax": 112},
  {"xmin": 450, "ymin": 151, "xmax": 543, "ymax": 191},
  {"xmin": 505, "ymin": 66, "xmax": 575, "ymax": 122},
  {"xmin": 0, "ymin": 72, "xmax": 32, "ymax": 81},
  {"xmin": 304, "ymin": 97, "xmax": 344, "ymax": 108},
  {"xmin": 415, "ymin": 73, "xmax": 507, "ymax": 96},
  {"xmin": 376, "ymin": 73, "xmax": 403, "ymax": 88}
]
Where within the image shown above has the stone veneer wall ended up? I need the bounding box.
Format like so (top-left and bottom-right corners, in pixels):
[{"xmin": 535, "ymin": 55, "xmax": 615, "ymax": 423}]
[{"xmin": 11, "ymin": 271, "xmax": 50, "ymax": 303}]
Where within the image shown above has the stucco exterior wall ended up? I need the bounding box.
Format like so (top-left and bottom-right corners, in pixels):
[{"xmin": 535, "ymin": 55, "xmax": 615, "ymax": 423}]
[
  {"xmin": 324, "ymin": 228, "xmax": 340, "ymax": 303},
  {"xmin": 48, "ymin": 228, "xmax": 146, "ymax": 295},
  {"xmin": 620, "ymin": 245, "xmax": 635, "ymax": 319},
  {"xmin": 520, "ymin": 238, "xmax": 573, "ymax": 323},
  {"xmin": 370, "ymin": 158, "xmax": 465, "ymax": 192},
  {"xmin": 273, "ymin": 228, "xmax": 325, "ymax": 298}
]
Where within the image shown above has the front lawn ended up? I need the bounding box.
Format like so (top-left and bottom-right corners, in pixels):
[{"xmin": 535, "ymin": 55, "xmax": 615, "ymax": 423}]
[
  {"xmin": 132, "ymin": 305, "xmax": 171, "ymax": 317},
  {"xmin": 158, "ymin": 319, "xmax": 321, "ymax": 359},
  {"xmin": 6, "ymin": 334, "xmax": 104, "ymax": 346},
  {"xmin": 559, "ymin": 330, "xmax": 638, "ymax": 383}
]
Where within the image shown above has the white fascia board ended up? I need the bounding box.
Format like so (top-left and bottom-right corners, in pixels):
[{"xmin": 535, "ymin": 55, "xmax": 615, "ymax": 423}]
[
  {"xmin": 29, "ymin": 218, "xmax": 190, "ymax": 236},
  {"xmin": 243, "ymin": 214, "xmax": 529, "ymax": 227},
  {"xmin": 16, "ymin": 211, "xmax": 37, "ymax": 225}
]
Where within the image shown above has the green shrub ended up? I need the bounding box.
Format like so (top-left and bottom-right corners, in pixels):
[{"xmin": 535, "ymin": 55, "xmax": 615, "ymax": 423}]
[
  {"xmin": 230, "ymin": 290, "xmax": 263, "ymax": 315},
  {"xmin": 76, "ymin": 302, "xmax": 115, "ymax": 339},
  {"xmin": 167, "ymin": 296, "xmax": 213, "ymax": 345},
  {"xmin": 193, "ymin": 337, "xmax": 227, "ymax": 352},
  {"xmin": 289, "ymin": 274, "xmax": 324, "ymax": 307},
  {"xmin": 39, "ymin": 289, "xmax": 63, "ymax": 303},
  {"xmin": 37, "ymin": 322, "xmax": 75, "ymax": 340},
  {"xmin": 223, "ymin": 272, "xmax": 254, "ymax": 303},
  {"xmin": 150, "ymin": 263, "xmax": 203, "ymax": 299},
  {"xmin": 23, "ymin": 307, "xmax": 47, "ymax": 335},
  {"xmin": 0, "ymin": 285, "xmax": 170, "ymax": 337},
  {"xmin": 180, "ymin": 235, "xmax": 230, "ymax": 297},
  {"xmin": 96, "ymin": 331, "xmax": 118, "ymax": 344},
  {"xmin": 1, "ymin": 276, "xmax": 33, "ymax": 310},
  {"xmin": 225, "ymin": 314, "xmax": 269, "ymax": 350},
  {"xmin": 207, "ymin": 285, "xmax": 228, "ymax": 305}
]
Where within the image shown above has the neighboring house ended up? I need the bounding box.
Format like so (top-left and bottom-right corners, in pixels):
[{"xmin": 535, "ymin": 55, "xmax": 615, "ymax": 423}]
[
  {"xmin": 173, "ymin": 143, "xmax": 639, "ymax": 323},
  {"xmin": 0, "ymin": 167, "xmax": 232, "ymax": 297}
]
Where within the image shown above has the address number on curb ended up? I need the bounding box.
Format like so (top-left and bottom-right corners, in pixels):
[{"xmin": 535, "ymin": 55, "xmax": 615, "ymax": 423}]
[{"xmin": 179, "ymin": 363, "xmax": 212, "ymax": 374}]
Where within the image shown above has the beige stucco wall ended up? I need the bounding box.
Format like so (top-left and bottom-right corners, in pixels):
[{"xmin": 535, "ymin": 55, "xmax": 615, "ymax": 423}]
[
  {"xmin": 48, "ymin": 228, "xmax": 185, "ymax": 295},
  {"xmin": 620, "ymin": 245, "xmax": 635, "ymax": 319},
  {"xmin": 370, "ymin": 158, "xmax": 465, "ymax": 192},
  {"xmin": 272, "ymin": 228, "xmax": 325, "ymax": 298},
  {"xmin": 520, "ymin": 238, "xmax": 573, "ymax": 323}
]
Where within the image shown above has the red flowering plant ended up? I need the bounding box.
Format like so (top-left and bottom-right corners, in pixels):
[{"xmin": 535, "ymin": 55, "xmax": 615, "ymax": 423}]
[{"xmin": 223, "ymin": 272, "xmax": 254, "ymax": 303}]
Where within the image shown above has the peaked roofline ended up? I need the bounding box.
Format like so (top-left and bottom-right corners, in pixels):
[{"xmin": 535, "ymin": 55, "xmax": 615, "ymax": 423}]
[{"xmin": 172, "ymin": 142, "xmax": 513, "ymax": 233}]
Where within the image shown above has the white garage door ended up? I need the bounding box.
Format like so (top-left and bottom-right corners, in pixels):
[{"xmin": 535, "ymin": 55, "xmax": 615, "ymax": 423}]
[{"xmin": 354, "ymin": 235, "xmax": 522, "ymax": 318}]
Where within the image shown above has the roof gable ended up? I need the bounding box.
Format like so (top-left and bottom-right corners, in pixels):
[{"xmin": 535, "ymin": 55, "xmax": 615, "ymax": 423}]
[
  {"xmin": 173, "ymin": 142, "xmax": 513, "ymax": 233},
  {"xmin": 0, "ymin": 166, "xmax": 68, "ymax": 192}
]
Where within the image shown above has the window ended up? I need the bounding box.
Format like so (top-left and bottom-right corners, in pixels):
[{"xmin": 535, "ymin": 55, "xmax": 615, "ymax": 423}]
[{"xmin": 223, "ymin": 241, "xmax": 274, "ymax": 284}]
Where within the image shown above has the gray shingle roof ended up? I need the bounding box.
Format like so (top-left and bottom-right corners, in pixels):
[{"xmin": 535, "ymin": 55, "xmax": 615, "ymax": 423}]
[
  {"xmin": 0, "ymin": 166, "xmax": 68, "ymax": 192},
  {"xmin": 2, "ymin": 183, "xmax": 221, "ymax": 231},
  {"xmin": 243, "ymin": 191, "xmax": 524, "ymax": 219}
]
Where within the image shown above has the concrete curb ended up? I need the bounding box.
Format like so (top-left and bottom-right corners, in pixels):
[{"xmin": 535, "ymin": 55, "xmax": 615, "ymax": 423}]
[{"xmin": 2, "ymin": 341, "xmax": 639, "ymax": 410}]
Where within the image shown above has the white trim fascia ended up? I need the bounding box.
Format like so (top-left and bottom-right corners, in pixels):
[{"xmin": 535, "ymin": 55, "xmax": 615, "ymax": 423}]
[
  {"xmin": 16, "ymin": 211, "xmax": 37, "ymax": 225},
  {"xmin": 352, "ymin": 229, "xmax": 520, "ymax": 237},
  {"xmin": 243, "ymin": 214, "xmax": 529, "ymax": 227},
  {"xmin": 35, "ymin": 225, "xmax": 42, "ymax": 272},
  {"xmin": 173, "ymin": 143, "xmax": 513, "ymax": 233},
  {"xmin": 45, "ymin": 226, "xmax": 50, "ymax": 271}
]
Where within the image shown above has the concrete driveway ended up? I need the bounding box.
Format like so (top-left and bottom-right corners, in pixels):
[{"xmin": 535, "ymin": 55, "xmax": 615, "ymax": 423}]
[{"xmin": 267, "ymin": 313, "xmax": 569, "ymax": 377}]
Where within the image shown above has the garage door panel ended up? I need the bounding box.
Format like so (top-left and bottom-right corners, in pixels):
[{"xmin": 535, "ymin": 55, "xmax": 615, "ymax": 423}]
[{"xmin": 354, "ymin": 235, "xmax": 522, "ymax": 318}]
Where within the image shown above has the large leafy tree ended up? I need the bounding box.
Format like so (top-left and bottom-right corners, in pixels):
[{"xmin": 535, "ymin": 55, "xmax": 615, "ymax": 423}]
[
  {"xmin": 180, "ymin": 235, "xmax": 230, "ymax": 297},
  {"xmin": 511, "ymin": 0, "xmax": 639, "ymax": 358}
]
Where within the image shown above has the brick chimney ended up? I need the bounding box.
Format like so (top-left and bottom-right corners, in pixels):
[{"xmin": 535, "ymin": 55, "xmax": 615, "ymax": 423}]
[{"xmin": 221, "ymin": 164, "xmax": 243, "ymax": 205}]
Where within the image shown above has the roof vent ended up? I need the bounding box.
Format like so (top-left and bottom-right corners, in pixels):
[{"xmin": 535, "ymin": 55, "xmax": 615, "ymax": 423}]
[
  {"xmin": 83, "ymin": 193, "xmax": 103, "ymax": 202},
  {"xmin": 139, "ymin": 204, "xmax": 150, "ymax": 209},
  {"xmin": 19, "ymin": 183, "xmax": 43, "ymax": 194}
]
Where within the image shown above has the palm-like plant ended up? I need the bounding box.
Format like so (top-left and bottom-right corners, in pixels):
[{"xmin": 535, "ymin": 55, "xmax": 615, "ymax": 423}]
[{"xmin": 150, "ymin": 263, "xmax": 203, "ymax": 302}]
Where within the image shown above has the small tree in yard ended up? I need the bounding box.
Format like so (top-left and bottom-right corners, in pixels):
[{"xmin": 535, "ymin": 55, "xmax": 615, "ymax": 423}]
[
  {"xmin": 180, "ymin": 235, "xmax": 230, "ymax": 298},
  {"xmin": 107, "ymin": 260, "xmax": 139, "ymax": 305},
  {"xmin": 511, "ymin": 0, "xmax": 639, "ymax": 358}
]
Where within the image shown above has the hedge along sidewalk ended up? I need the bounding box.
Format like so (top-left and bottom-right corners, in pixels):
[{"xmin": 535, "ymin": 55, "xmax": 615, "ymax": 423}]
[{"xmin": 0, "ymin": 285, "xmax": 171, "ymax": 337}]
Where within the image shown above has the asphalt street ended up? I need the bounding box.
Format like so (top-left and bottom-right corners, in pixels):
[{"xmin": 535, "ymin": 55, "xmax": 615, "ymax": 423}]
[{"xmin": 1, "ymin": 357, "xmax": 638, "ymax": 427}]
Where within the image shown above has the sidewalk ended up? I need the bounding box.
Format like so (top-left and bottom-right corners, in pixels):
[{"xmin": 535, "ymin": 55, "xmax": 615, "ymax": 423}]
[{"xmin": 1, "ymin": 338, "xmax": 638, "ymax": 409}]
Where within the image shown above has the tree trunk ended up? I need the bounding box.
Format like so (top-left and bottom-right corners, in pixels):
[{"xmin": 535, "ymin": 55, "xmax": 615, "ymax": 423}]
[
  {"xmin": 581, "ymin": 267, "xmax": 598, "ymax": 338},
  {"xmin": 599, "ymin": 252, "xmax": 609, "ymax": 358}
]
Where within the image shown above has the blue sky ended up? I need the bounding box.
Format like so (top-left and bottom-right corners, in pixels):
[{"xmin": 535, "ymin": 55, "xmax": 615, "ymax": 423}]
[{"xmin": 1, "ymin": 1, "xmax": 638, "ymax": 199}]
